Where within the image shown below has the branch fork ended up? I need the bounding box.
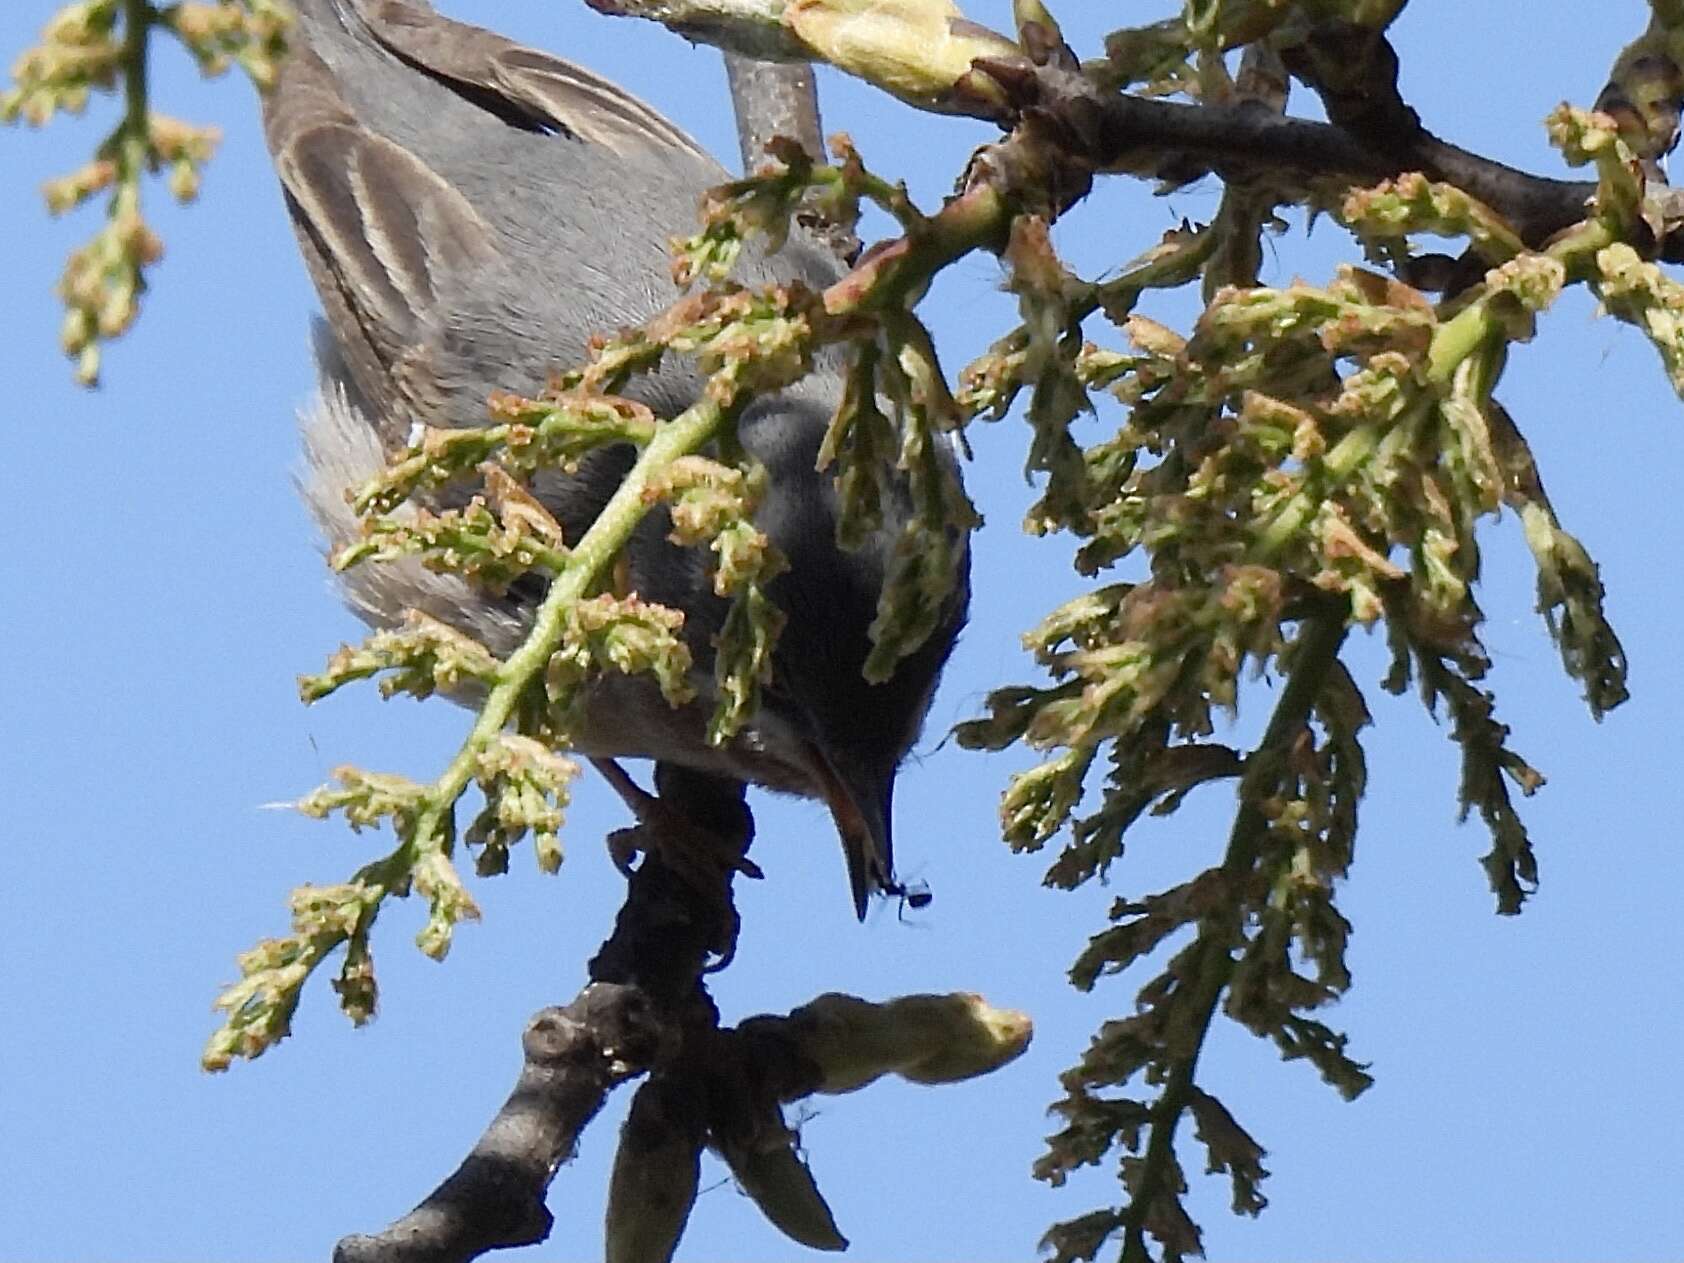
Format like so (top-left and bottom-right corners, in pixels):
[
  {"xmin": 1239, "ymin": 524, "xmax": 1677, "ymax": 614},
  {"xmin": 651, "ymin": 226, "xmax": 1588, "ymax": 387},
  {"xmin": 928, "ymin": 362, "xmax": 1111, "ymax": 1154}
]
[{"xmin": 333, "ymin": 764, "xmax": 1031, "ymax": 1263}]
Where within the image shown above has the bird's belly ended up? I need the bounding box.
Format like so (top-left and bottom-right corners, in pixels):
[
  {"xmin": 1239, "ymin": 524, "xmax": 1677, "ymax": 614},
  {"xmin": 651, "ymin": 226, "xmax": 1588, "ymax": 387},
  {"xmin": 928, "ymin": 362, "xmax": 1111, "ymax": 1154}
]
[{"xmin": 570, "ymin": 672, "xmax": 819, "ymax": 799}]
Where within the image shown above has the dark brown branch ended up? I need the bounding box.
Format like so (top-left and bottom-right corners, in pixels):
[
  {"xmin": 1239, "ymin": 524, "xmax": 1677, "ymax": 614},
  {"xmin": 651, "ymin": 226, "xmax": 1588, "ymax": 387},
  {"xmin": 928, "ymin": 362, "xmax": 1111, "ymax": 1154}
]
[
  {"xmin": 586, "ymin": 0, "xmax": 1677, "ymax": 264},
  {"xmin": 332, "ymin": 765, "xmax": 755, "ymax": 1263},
  {"xmin": 333, "ymin": 985, "xmax": 662, "ymax": 1263},
  {"xmin": 1274, "ymin": 19, "xmax": 1419, "ymax": 146},
  {"xmin": 589, "ymin": 763, "xmax": 755, "ymax": 1005},
  {"xmin": 323, "ymin": 757, "xmax": 1028, "ymax": 1262},
  {"xmin": 1273, "ymin": 21, "xmax": 1631, "ymax": 258},
  {"xmin": 976, "ymin": 57, "xmax": 1600, "ymax": 251}
]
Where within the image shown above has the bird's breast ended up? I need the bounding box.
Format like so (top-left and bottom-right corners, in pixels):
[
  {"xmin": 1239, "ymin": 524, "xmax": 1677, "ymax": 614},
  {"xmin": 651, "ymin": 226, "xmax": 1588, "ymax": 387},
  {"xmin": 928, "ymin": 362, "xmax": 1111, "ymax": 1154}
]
[{"xmin": 569, "ymin": 671, "xmax": 821, "ymax": 799}]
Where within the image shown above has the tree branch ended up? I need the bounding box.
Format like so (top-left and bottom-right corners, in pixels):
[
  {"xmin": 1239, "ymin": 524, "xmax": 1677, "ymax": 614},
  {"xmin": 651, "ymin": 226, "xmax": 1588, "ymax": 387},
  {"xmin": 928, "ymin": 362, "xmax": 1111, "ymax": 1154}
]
[
  {"xmin": 722, "ymin": 52, "xmax": 823, "ymax": 172},
  {"xmin": 592, "ymin": 0, "xmax": 1673, "ymax": 257},
  {"xmin": 328, "ymin": 762, "xmax": 1031, "ymax": 1263},
  {"xmin": 332, "ymin": 985, "xmax": 663, "ymax": 1263},
  {"xmin": 1119, "ymin": 610, "xmax": 1351, "ymax": 1263},
  {"xmin": 980, "ymin": 58, "xmax": 1602, "ymax": 253},
  {"xmin": 332, "ymin": 765, "xmax": 751, "ymax": 1263}
]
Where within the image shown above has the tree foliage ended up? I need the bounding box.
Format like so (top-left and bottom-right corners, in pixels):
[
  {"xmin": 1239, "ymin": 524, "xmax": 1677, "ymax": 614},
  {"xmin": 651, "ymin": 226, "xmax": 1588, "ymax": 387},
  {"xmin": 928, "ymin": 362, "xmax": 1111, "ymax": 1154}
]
[{"xmin": 8, "ymin": 1, "xmax": 1683, "ymax": 1260}]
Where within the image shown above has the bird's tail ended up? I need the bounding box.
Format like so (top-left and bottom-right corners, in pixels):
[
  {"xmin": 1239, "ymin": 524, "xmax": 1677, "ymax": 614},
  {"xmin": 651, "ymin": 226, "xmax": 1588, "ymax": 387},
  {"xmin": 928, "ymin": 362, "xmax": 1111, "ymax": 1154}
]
[{"xmin": 295, "ymin": 324, "xmax": 529, "ymax": 656}]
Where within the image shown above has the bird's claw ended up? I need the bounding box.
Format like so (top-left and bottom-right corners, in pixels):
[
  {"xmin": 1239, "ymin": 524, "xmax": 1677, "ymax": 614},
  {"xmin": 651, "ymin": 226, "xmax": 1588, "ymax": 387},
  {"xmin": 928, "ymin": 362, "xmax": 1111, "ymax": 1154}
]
[
  {"xmin": 607, "ymin": 825, "xmax": 642, "ymax": 877},
  {"xmin": 593, "ymin": 756, "xmax": 760, "ymax": 886},
  {"xmin": 603, "ymin": 816, "xmax": 763, "ymax": 883}
]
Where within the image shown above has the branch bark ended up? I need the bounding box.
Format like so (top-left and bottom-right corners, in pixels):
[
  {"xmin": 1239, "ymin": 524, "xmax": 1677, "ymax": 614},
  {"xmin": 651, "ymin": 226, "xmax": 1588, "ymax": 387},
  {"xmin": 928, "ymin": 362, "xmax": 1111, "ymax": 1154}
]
[
  {"xmin": 326, "ymin": 763, "xmax": 1031, "ymax": 1263},
  {"xmin": 593, "ymin": 0, "xmax": 1680, "ymax": 258},
  {"xmin": 977, "ymin": 57, "xmax": 1601, "ymax": 252},
  {"xmin": 722, "ymin": 52, "xmax": 824, "ymax": 172},
  {"xmin": 332, "ymin": 765, "xmax": 754, "ymax": 1263},
  {"xmin": 333, "ymin": 985, "xmax": 663, "ymax": 1263}
]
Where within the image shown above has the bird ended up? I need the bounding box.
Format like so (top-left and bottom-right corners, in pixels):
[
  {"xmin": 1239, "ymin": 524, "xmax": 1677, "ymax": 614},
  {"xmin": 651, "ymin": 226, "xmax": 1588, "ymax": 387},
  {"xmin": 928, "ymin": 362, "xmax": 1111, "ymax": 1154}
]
[{"xmin": 265, "ymin": 0, "xmax": 970, "ymax": 917}]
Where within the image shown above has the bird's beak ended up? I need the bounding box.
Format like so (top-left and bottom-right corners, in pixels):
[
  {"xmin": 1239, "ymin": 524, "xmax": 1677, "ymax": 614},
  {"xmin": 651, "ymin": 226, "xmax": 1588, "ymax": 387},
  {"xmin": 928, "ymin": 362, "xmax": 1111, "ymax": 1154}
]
[{"xmin": 805, "ymin": 742, "xmax": 894, "ymax": 921}]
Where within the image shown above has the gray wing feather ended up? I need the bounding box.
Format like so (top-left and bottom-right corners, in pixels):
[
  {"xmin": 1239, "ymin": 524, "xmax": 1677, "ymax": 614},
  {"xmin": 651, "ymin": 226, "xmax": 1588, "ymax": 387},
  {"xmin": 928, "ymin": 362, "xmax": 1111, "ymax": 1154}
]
[
  {"xmin": 491, "ymin": 46, "xmax": 715, "ymax": 163},
  {"xmin": 264, "ymin": 0, "xmax": 741, "ymax": 431},
  {"xmin": 357, "ymin": 0, "xmax": 714, "ymax": 164}
]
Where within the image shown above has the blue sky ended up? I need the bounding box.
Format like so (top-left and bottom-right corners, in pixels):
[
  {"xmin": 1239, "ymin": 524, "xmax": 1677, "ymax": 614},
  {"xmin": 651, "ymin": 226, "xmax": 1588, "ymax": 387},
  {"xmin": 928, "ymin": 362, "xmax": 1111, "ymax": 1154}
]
[{"xmin": 3, "ymin": 2, "xmax": 1680, "ymax": 1259}]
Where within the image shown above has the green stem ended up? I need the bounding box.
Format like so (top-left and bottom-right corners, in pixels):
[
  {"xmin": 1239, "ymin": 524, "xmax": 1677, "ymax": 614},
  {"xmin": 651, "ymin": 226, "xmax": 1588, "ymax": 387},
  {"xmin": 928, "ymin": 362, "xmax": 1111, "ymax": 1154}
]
[
  {"xmin": 403, "ymin": 398, "xmax": 731, "ymax": 863},
  {"xmin": 1119, "ymin": 610, "xmax": 1349, "ymax": 1263},
  {"xmin": 1428, "ymin": 214, "xmax": 1616, "ymax": 379},
  {"xmin": 1254, "ymin": 419, "xmax": 1385, "ymax": 558},
  {"xmin": 811, "ymin": 162, "xmax": 924, "ymax": 230},
  {"xmin": 1425, "ymin": 300, "xmax": 1495, "ymax": 384},
  {"xmin": 115, "ymin": 0, "xmax": 154, "ymax": 190},
  {"xmin": 1258, "ymin": 209, "xmax": 1621, "ymax": 562},
  {"xmin": 825, "ymin": 182, "xmax": 1009, "ymax": 314}
]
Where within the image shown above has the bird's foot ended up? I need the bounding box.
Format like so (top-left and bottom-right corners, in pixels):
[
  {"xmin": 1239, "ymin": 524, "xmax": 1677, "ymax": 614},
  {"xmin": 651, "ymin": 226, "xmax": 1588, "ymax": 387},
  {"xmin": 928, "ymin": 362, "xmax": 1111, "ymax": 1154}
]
[
  {"xmin": 594, "ymin": 758, "xmax": 762, "ymax": 882},
  {"xmin": 591, "ymin": 760, "xmax": 760, "ymax": 969}
]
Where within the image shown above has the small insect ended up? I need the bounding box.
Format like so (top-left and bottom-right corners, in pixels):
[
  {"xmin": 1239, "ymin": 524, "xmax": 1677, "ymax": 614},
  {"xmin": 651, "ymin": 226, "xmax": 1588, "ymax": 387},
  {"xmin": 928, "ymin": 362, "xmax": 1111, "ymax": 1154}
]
[{"xmin": 884, "ymin": 877, "xmax": 933, "ymax": 914}]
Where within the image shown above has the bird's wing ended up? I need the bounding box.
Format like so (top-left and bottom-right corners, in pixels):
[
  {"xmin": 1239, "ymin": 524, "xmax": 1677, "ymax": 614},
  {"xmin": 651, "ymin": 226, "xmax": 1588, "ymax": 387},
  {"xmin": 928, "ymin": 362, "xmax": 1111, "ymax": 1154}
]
[
  {"xmin": 263, "ymin": 24, "xmax": 503, "ymax": 438},
  {"xmin": 262, "ymin": 0, "xmax": 720, "ymax": 437},
  {"xmin": 357, "ymin": 0, "xmax": 715, "ymax": 166}
]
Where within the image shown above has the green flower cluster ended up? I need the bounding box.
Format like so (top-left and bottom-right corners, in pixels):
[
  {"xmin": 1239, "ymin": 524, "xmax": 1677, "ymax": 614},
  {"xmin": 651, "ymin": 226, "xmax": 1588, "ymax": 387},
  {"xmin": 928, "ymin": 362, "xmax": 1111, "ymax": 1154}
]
[{"xmin": 2, "ymin": 0, "xmax": 289, "ymax": 382}]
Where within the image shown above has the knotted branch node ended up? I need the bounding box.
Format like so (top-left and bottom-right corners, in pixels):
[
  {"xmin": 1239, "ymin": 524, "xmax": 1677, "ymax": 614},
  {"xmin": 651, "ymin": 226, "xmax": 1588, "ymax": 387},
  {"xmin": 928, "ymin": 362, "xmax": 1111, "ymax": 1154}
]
[{"xmin": 332, "ymin": 763, "xmax": 1031, "ymax": 1263}]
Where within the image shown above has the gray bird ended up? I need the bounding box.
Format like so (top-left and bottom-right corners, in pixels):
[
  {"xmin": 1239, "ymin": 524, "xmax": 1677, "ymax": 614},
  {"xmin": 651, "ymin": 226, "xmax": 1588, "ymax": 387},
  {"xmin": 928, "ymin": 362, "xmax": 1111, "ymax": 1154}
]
[{"xmin": 268, "ymin": 0, "xmax": 969, "ymax": 916}]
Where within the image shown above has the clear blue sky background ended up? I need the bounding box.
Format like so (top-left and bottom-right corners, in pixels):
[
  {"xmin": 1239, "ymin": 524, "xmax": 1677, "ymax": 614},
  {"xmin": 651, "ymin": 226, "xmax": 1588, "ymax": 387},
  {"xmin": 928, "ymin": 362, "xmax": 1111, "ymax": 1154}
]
[{"xmin": 3, "ymin": 2, "xmax": 1680, "ymax": 1259}]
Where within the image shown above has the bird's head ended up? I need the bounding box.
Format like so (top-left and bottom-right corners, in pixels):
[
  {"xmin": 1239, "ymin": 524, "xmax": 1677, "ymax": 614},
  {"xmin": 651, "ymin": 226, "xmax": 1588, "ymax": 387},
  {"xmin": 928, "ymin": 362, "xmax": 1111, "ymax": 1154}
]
[{"xmin": 746, "ymin": 500, "xmax": 970, "ymax": 917}]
